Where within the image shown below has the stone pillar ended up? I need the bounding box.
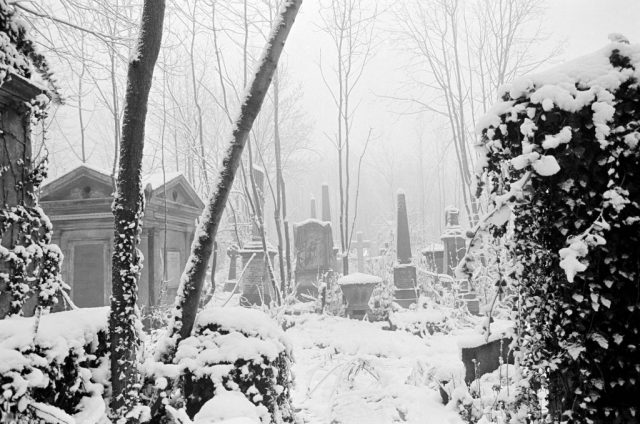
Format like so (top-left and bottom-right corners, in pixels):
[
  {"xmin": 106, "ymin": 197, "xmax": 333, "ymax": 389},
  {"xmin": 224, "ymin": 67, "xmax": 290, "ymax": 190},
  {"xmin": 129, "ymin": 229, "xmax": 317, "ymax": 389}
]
[
  {"xmin": 239, "ymin": 167, "xmax": 277, "ymax": 306},
  {"xmin": 321, "ymin": 183, "xmax": 331, "ymax": 222},
  {"xmin": 0, "ymin": 75, "xmax": 51, "ymax": 318},
  {"xmin": 310, "ymin": 197, "xmax": 317, "ymax": 219},
  {"xmin": 393, "ymin": 191, "xmax": 417, "ymax": 308},
  {"xmin": 440, "ymin": 206, "xmax": 466, "ymax": 276}
]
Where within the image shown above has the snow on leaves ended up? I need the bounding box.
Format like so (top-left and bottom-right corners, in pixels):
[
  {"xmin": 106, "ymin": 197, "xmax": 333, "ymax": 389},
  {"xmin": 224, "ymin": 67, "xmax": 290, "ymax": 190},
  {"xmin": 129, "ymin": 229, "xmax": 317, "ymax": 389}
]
[{"xmin": 475, "ymin": 40, "xmax": 640, "ymax": 422}]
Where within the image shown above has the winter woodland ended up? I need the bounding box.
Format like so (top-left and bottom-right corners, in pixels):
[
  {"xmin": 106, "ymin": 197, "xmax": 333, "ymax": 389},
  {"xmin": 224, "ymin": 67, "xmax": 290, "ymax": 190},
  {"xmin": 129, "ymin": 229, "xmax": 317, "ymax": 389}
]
[{"xmin": 0, "ymin": 0, "xmax": 639, "ymax": 423}]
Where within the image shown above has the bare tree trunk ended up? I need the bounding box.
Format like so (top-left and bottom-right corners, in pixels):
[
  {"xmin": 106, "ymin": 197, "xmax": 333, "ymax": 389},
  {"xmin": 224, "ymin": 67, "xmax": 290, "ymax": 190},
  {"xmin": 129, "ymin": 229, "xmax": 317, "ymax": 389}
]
[
  {"xmin": 155, "ymin": 0, "xmax": 302, "ymax": 364},
  {"xmin": 108, "ymin": 0, "xmax": 165, "ymax": 420},
  {"xmin": 272, "ymin": 69, "xmax": 287, "ymax": 293}
]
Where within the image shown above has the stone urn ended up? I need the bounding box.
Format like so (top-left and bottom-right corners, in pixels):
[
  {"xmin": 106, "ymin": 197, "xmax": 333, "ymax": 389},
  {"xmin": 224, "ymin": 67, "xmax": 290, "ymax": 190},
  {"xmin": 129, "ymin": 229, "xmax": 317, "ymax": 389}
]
[{"xmin": 337, "ymin": 273, "xmax": 382, "ymax": 319}]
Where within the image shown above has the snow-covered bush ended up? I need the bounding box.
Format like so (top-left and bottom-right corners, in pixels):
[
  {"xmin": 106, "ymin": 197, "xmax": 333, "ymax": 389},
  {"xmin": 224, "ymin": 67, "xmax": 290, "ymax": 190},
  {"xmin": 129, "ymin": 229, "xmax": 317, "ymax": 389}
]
[
  {"xmin": 476, "ymin": 39, "xmax": 640, "ymax": 422},
  {"xmin": 152, "ymin": 307, "xmax": 295, "ymax": 423},
  {"xmin": 0, "ymin": 307, "xmax": 110, "ymax": 422},
  {"xmin": 368, "ymin": 276, "xmax": 395, "ymax": 321},
  {"xmin": 388, "ymin": 306, "xmax": 453, "ymax": 336}
]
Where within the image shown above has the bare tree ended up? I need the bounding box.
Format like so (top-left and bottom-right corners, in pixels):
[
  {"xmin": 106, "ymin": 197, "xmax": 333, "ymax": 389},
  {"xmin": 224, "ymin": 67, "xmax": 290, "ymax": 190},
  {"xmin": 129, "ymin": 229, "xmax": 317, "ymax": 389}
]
[
  {"xmin": 393, "ymin": 0, "xmax": 554, "ymax": 225},
  {"xmin": 319, "ymin": 0, "xmax": 376, "ymax": 274}
]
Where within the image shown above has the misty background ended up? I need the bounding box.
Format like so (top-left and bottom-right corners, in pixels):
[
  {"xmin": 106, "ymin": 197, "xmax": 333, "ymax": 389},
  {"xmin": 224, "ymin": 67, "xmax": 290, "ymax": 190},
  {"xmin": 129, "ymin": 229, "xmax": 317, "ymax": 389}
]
[{"xmin": 26, "ymin": 0, "xmax": 640, "ymax": 250}]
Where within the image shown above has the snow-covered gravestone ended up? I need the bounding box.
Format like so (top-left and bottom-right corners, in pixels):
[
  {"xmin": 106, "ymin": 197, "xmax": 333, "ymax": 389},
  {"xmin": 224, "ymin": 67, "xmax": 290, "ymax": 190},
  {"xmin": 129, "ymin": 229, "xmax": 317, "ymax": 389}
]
[
  {"xmin": 421, "ymin": 243, "xmax": 444, "ymax": 274},
  {"xmin": 393, "ymin": 191, "xmax": 418, "ymax": 308},
  {"xmin": 293, "ymin": 219, "xmax": 334, "ymax": 299}
]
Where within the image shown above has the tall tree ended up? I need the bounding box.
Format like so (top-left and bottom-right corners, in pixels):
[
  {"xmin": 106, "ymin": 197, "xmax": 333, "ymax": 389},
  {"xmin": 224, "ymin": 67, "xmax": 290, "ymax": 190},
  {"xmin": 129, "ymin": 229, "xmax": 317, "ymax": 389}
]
[
  {"xmin": 156, "ymin": 0, "xmax": 302, "ymax": 364},
  {"xmin": 108, "ymin": 0, "xmax": 165, "ymax": 420},
  {"xmin": 319, "ymin": 0, "xmax": 376, "ymax": 274},
  {"xmin": 394, "ymin": 0, "xmax": 553, "ymax": 225}
]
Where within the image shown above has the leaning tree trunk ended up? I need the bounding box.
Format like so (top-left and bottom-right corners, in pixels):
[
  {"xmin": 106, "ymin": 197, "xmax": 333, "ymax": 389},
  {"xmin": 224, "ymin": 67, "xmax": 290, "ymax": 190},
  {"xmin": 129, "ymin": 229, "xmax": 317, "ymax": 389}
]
[
  {"xmin": 155, "ymin": 0, "xmax": 302, "ymax": 364},
  {"xmin": 109, "ymin": 0, "xmax": 165, "ymax": 420}
]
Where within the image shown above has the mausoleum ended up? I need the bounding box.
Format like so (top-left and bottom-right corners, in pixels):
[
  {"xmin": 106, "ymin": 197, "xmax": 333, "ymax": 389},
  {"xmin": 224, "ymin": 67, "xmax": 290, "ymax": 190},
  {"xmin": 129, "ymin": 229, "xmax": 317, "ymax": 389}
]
[{"xmin": 39, "ymin": 165, "xmax": 204, "ymax": 308}]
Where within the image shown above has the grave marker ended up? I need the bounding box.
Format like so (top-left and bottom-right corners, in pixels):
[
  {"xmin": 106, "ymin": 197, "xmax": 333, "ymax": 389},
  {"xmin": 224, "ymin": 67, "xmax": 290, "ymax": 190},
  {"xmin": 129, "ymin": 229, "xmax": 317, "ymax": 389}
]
[
  {"xmin": 238, "ymin": 167, "xmax": 277, "ymax": 306},
  {"xmin": 293, "ymin": 219, "xmax": 334, "ymax": 299},
  {"xmin": 352, "ymin": 231, "xmax": 371, "ymax": 273},
  {"xmin": 393, "ymin": 191, "xmax": 418, "ymax": 308}
]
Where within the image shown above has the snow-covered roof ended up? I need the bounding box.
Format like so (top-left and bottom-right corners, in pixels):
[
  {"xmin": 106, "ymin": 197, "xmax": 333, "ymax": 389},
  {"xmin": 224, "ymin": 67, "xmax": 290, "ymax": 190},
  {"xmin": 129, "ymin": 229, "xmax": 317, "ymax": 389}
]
[{"xmin": 142, "ymin": 171, "xmax": 183, "ymax": 190}]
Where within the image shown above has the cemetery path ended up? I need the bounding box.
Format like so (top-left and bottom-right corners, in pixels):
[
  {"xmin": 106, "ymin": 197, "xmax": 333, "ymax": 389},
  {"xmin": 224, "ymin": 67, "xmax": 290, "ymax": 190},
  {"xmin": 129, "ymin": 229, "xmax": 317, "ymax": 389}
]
[{"xmin": 284, "ymin": 314, "xmax": 465, "ymax": 424}]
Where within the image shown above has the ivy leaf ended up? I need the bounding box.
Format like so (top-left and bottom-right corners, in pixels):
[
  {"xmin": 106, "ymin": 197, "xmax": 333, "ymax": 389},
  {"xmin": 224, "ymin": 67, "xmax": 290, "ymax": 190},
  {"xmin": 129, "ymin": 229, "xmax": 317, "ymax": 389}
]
[
  {"xmin": 567, "ymin": 343, "xmax": 586, "ymax": 359},
  {"xmin": 590, "ymin": 333, "xmax": 609, "ymax": 349}
]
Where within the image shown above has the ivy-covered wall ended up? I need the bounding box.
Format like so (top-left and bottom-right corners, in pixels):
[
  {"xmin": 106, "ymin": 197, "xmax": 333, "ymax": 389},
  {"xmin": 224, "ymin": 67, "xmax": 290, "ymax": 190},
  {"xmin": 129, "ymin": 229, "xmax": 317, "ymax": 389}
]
[{"xmin": 477, "ymin": 40, "xmax": 640, "ymax": 423}]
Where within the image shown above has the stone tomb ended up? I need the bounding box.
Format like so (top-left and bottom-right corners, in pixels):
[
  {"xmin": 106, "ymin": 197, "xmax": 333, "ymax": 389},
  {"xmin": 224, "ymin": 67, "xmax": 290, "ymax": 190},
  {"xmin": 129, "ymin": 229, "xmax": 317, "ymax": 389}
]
[
  {"xmin": 293, "ymin": 219, "xmax": 334, "ymax": 299},
  {"xmin": 40, "ymin": 165, "xmax": 204, "ymax": 308},
  {"xmin": 0, "ymin": 73, "xmax": 55, "ymax": 317}
]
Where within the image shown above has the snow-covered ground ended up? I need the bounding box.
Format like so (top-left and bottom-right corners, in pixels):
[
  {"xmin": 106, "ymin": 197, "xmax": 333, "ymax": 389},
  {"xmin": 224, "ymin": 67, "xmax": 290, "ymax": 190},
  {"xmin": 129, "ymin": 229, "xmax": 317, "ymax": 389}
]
[{"xmin": 285, "ymin": 313, "xmax": 465, "ymax": 424}]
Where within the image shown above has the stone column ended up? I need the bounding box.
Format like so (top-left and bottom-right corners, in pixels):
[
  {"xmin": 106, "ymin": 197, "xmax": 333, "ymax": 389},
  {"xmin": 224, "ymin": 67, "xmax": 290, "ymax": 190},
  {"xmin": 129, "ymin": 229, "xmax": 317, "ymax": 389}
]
[
  {"xmin": 321, "ymin": 183, "xmax": 331, "ymax": 222},
  {"xmin": 310, "ymin": 197, "xmax": 317, "ymax": 219},
  {"xmin": 440, "ymin": 206, "xmax": 466, "ymax": 276},
  {"xmin": 393, "ymin": 191, "xmax": 418, "ymax": 308}
]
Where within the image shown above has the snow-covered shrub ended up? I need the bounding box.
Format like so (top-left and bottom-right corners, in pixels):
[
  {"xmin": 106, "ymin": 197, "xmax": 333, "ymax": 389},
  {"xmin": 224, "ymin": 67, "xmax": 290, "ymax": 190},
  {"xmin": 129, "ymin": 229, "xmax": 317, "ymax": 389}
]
[
  {"xmin": 171, "ymin": 307, "xmax": 294, "ymax": 423},
  {"xmin": 388, "ymin": 306, "xmax": 452, "ymax": 336},
  {"xmin": 476, "ymin": 39, "xmax": 640, "ymax": 422},
  {"xmin": 448, "ymin": 365, "xmax": 524, "ymax": 424},
  {"xmin": 368, "ymin": 276, "xmax": 395, "ymax": 321},
  {"xmin": 0, "ymin": 307, "xmax": 110, "ymax": 422}
]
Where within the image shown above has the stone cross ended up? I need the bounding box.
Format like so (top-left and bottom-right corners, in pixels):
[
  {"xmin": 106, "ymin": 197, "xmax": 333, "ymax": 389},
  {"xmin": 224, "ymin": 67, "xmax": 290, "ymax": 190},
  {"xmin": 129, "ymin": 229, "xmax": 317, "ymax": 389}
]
[
  {"xmin": 310, "ymin": 197, "xmax": 317, "ymax": 219},
  {"xmin": 352, "ymin": 231, "xmax": 371, "ymax": 272},
  {"xmin": 321, "ymin": 183, "xmax": 331, "ymax": 222},
  {"xmin": 396, "ymin": 191, "xmax": 412, "ymax": 264}
]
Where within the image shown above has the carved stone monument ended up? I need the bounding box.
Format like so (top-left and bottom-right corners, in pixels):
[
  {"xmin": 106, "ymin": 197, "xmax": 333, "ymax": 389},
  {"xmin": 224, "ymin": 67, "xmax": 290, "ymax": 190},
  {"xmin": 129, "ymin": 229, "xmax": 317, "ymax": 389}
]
[
  {"xmin": 293, "ymin": 219, "xmax": 334, "ymax": 299},
  {"xmin": 393, "ymin": 191, "xmax": 418, "ymax": 308},
  {"xmin": 238, "ymin": 167, "xmax": 277, "ymax": 306}
]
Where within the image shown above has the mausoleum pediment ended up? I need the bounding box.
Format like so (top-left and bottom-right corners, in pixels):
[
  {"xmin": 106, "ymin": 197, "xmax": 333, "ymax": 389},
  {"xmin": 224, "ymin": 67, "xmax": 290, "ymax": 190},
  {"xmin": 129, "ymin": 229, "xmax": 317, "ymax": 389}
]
[{"xmin": 40, "ymin": 165, "xmax": 113, "ymax": 201}]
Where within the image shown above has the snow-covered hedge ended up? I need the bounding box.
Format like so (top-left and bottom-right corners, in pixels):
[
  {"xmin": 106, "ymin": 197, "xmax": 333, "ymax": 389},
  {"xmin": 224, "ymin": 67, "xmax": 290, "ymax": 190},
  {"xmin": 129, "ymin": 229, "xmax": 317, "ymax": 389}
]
[
  {"xmin": 0, "ymin": 307, "xmax": 110, "ymax": 422},
  {"xmin": 476, "ymin": 38, "xmax": 640, "ymax": 422},
  {"xmin": 149, "ymin": 307, "xmax": 295, "ymax": 423}
]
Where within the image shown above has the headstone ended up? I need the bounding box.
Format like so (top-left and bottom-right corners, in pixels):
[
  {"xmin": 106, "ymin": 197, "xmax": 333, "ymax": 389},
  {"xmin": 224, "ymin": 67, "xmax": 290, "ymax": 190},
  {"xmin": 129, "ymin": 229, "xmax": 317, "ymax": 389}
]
[
  {"xmin": 352, "ymin": 231, "xmax": 371, "ymax": 273},
  {"xmin": 321, "ymin": 183, "xmax": 331, "ymax": 222},
  {"xmin": 393, "ymin": 191, "xmax": 418, "ymax": 308},
  {"xmin": 440, "ymin": 206, "xmax": 466, "ymax": 276},
  {"xmin": 310, "ymin": 197, "xmax": 317, "ymax": 219},
  {"xmin": 238, "ymin": 167, "xmax": 277, "ymax": 306},
  {"xmin": 421, "ymin": 243, "xmax": 445, "ymax": 274},
  {"xmin": 293, "ymin": 219, "xmax": 334, "ymax": 299},
  {"xmin": 461, "ymin": 337, "xmax": 514, "ymax": 383}
]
